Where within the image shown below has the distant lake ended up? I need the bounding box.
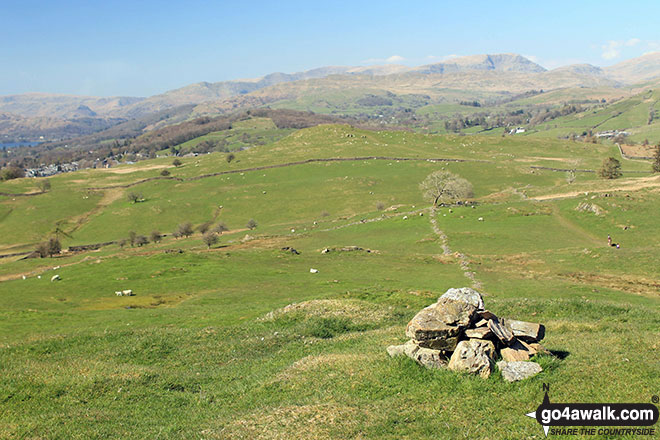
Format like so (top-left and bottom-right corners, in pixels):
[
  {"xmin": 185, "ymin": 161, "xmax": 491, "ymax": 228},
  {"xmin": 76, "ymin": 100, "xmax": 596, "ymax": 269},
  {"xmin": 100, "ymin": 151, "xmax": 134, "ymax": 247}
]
[{"xmin": 0, "ymin": 142, "xmax": 42, "ymax": 149}]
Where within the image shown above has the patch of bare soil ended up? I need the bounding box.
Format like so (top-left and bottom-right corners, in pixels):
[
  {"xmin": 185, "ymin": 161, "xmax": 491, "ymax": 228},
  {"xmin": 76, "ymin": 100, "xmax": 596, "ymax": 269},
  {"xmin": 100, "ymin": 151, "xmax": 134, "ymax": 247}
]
[
  {"xmin": 100, "ymin": 164, "xmax": 170, "ymax": 174},
  {"xmin": 531, "ymin": 175, "xmax": 660, "ymax": 201},
  {"xmin": 214, "ymin": 403, "xmax": 362, "ymax": 440}
]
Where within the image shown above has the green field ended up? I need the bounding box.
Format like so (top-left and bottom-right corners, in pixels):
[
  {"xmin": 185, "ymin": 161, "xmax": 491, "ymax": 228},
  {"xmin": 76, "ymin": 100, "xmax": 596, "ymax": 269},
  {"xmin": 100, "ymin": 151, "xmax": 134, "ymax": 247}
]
[{"xmin": 0, "ymin": 124, "xmax": 658, "ymax": 439}]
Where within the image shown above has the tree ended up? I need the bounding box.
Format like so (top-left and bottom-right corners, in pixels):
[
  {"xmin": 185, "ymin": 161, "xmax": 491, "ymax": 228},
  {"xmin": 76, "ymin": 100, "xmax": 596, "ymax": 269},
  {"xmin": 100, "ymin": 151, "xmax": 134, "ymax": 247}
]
[
  {"xmin": 420, "ymin": 171, "xmax": 474, "ymax": 206},
  {"xmin": 35, "ymin": 242, "xmax": 49, "ymax": 258},
  {"xmin": 198, "ymin": 221, "xmax": 212, "ymax": 234},
  {"xmin": 202, "ymin": 231, "xmax": 219, "ymax": 249},
  {"xmin": 213, "ymin": 222, "xmax": 229, "ymax": 234},
  {"xmin": 1, "ymin": 166, "xmax": 24, "ymax": 181},
  {"xmin": 226, "ymin": 153, "xmax": 235, "ymax": 163},
  {"xmin": 150, "ymin": 230, "xmax": 162, "ymax": 243},
  {"xmin": 128, "ymin": 231, "xmax": 137, "ymax": 246},
  {"xmin": 598, "ymin": 157, "xmax": 622, "ymax": 179},
  {"xmin": 37, "ymin": 179, "xmax": 51, "ymax": 193},
  {"xmin": 135, "ymin": 235, "xmax": 149, "ymax": 247},
  {"xmin": 652, "ymin": 144, "xmax": 660, "ymax": 173},
  {"xmin": 246, "ymin": 219, "xmax": 257, "ymax": 230},
  {"xmin": 176, "ymin": 222, "xmax": 194, "ymax": 238},
  {"xmin": 160, "ymin": 169, "xmax": 171, "ymax": 176},
  {"xmin": 37, "ymin": 237, "xmax": 61, "ymax": 257},
  {"xmin": 172, "ymin": 158, "xmax": 182, "ymax": 167},
  {"xmin": 127, "ymin": 192, "xmax": 144, "ymax": 203}
]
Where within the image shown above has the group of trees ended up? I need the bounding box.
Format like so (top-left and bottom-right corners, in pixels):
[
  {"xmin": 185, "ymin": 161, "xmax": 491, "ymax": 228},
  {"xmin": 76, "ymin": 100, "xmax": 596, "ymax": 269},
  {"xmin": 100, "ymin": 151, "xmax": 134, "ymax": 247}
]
[{"xmin": 35, "ymin": 238, "xmax": 61, "ymax": 258}]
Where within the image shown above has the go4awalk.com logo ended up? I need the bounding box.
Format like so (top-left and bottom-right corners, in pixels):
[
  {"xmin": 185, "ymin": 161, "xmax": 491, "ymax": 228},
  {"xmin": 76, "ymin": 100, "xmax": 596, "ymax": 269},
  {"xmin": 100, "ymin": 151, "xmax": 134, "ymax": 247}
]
[{"xmin": 526, "ymin": 384, "xmax": 659, "ymax": 437}]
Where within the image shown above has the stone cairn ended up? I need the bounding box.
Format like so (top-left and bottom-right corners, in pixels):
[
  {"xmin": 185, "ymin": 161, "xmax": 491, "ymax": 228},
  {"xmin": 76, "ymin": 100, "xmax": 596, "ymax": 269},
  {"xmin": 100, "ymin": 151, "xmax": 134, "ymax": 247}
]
[{"xmin": 387, "ymin": 287, "xmax": 548, "ymax": 382}]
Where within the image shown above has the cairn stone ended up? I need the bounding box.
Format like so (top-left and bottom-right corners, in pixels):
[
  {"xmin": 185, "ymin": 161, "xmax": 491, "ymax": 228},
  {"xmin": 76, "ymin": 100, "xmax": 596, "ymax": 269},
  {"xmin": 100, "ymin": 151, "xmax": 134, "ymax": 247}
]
[
  {"xmin": 497, "ymin": 361, "xmax": 543, "ymax": 382},
  {"xmin": 507, "ymin": 319, "xmax": 545, "ymax": 342},
  {"xmin": 389, "ymin": 287, "xmax": 550, "ymax": 381},
  {"xmin": 500, "ymin": 339, "xmax": 532, "ymax": 362},
  {"xmin": 448, "ymin": 339, "xmax": 496, "ymax": 378},
  {"xmin": 439, "ymin": 287, "xmax": 485, "ymax": 310}
]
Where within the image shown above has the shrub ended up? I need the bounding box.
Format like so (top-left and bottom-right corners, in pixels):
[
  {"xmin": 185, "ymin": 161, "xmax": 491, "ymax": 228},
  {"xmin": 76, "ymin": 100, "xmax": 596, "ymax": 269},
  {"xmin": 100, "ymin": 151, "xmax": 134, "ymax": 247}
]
[
  {"xmin": 1, "ymin": 166, "xmax": 24, "ymax": 181},
  {"xmin": 226, "ymin": 153, "xmax": 235, "ymax": 163},
  {"xmin": 172, "ymin": 158, "xmax": 182, "ymax": 167},
  {"xmin": 376, "ymin": 202, "xmax": 385, "ymax": 211},
  {"xmin": 160, "ymin": 169, "xmax": 171, "ymax": 176},
  {"xmin": 127, "ymin": 192, "xmax": 144, "ymax": 203},
  {"xmin": 246, "ymin": 219, "xmax": 257, "ymax": 230}
]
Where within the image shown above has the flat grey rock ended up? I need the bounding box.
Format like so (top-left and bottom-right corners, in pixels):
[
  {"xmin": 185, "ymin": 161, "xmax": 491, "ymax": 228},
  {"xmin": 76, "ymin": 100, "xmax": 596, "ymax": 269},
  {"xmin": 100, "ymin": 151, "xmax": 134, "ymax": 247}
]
[
  {"xmin": 497, "ymin": 361, "xmax": 543, "ymax": 382},
  {"xmin": 439, "ymin": 287, "xmax": 485, "ymax": 310}
]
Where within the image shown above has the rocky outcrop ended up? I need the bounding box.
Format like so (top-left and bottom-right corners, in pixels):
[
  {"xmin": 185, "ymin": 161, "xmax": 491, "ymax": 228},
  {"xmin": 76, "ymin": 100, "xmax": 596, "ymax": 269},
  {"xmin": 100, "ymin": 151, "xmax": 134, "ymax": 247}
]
[{"xmin": 387, "ymin": 287, "xmax": 549, "ymax": 382}]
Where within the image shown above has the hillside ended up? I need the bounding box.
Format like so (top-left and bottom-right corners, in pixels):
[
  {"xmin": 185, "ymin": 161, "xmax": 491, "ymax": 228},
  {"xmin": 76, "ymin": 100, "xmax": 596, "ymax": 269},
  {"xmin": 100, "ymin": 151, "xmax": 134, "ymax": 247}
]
[
  {"xmin": 2, "ymin": 52, "xmax": 660, "ymax": 147},
  {"xmin": 0, "ymin": 124, "xmax": 658, "ymax": 438}
]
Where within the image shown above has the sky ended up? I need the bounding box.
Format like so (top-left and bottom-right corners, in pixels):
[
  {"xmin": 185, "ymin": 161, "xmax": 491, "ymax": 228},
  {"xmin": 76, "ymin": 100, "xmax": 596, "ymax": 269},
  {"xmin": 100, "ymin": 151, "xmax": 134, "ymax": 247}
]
[{"xmin": 1, "ymin": 0, "xmax": 659, "ymax": 97}]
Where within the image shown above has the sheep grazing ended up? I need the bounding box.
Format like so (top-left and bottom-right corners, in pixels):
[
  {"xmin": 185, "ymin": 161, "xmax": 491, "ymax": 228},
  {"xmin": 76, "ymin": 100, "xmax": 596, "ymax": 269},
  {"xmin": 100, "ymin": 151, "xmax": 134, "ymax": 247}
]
[
  {"xmin": 115, "ymin": 291, "xmax": 123, "ymax": 296},
  {"xmin": 122, "ymin": 289, "xmax": 134, "ymax": 296}
]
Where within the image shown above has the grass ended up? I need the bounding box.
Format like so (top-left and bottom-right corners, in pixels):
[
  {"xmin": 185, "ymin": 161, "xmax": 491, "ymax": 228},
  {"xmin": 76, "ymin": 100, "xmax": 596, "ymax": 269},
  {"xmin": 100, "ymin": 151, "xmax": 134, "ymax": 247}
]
[{"xmin": 0, "ymin": 124, "xmax": 658, "ymax": 439}]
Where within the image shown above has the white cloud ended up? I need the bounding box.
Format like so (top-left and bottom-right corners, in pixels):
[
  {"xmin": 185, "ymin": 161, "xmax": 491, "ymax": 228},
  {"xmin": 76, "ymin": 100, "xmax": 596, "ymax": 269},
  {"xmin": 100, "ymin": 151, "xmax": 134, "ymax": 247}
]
[
  {"xmin": 385, "ymin": 55, "xmax": 405, "ymax": 63},
  {"xmin": 601, "ymin": 40, "xmax": 622, "ymax": 60},
  {"xmin": 601, "ymin": 38, "xmax": 642, "ymax": 60}
]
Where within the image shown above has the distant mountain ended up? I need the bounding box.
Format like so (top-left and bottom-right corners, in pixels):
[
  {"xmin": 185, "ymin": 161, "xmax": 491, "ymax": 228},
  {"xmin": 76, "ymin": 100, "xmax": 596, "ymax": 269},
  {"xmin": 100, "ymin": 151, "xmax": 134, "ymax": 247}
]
[
  {"xmin": 2, "ymin": 52, "xmax": 660, "ymax": 142},
  {"xmin": 603, "ymin": 52, "xmax": 660, "ymax": 83},
  {"xmin": 412, "ymin": 53, "xmax": 546, "ymax": 74},
  {"xmin": 551, "ymin": 64, "xmax": 605, "ymax": 76}
]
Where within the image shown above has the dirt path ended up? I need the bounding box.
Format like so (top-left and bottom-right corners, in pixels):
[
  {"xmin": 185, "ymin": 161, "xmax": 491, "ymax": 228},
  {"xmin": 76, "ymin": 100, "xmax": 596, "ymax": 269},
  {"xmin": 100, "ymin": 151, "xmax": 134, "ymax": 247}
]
[
  {"xmin": 531, "ymin": 175, "xmax": 660, "ymax": 201},
  {"xmin": 550, "ymin": 205, "xmax": 603, "ymax": 247},
  {"xmin": 429, "ymin": 206, "xmax": 482, "ymax": 290}
]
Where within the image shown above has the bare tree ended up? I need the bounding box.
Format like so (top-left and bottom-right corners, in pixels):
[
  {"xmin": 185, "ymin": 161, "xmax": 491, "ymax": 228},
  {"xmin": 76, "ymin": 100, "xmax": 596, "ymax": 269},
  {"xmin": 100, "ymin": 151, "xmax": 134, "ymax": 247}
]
[
  {"xmin": 127, "ymin": 192, "xmax": 144, "ymax": 203},
  {"xmin": 420, "ymin": 171, "xmax": 474, "ymax": 206},
  {"xmin": 213, "ymin": 222, "xmax": 229, "ymax": 234},
  {"xmin": 176, "ymin": 222, "xmax": 194, "ymax": 238},
  {"xmin": 202, "ymin": 231, "xmax": 219, "ymax": 248},
  {"xmin": 128, "ymin": 231, "xmax": 137, "ymax": 246},
  {"xmin": 150, "ymin": 230, "xmax": 162, "ymax": 243},
  {"xmin": 198, "ymin": 221, "xmax": 212, "ymax": 234},
  {"xmin": 37, "ymin": 179, "xmax": 51, "ymax": 193},
  {"xmin": 246, "ymin": 219, "xmax": 257, "ymax": 230}
]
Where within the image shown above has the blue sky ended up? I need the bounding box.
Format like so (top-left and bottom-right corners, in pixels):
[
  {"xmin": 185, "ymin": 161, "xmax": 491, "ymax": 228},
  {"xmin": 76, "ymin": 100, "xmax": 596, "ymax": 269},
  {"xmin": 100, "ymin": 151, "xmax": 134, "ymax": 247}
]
[{"xmin": 1, "ymin": 0, "xmax": 659, "ymax": 97}]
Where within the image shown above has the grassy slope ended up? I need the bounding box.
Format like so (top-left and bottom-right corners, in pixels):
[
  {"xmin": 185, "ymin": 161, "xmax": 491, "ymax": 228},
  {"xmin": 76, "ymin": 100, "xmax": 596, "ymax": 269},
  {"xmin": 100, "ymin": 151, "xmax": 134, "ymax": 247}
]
[{"xmin": 0, "ymin": 125, "xmax": 658, "ymax": 439}]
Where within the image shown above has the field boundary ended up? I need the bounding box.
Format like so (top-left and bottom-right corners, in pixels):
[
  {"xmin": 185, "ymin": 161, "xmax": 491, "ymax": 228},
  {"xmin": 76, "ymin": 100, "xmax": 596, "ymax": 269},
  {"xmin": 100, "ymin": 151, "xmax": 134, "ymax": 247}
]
[{"xmin": 86, "ymin": 156, "xmax": 489, "ymax": 190}]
